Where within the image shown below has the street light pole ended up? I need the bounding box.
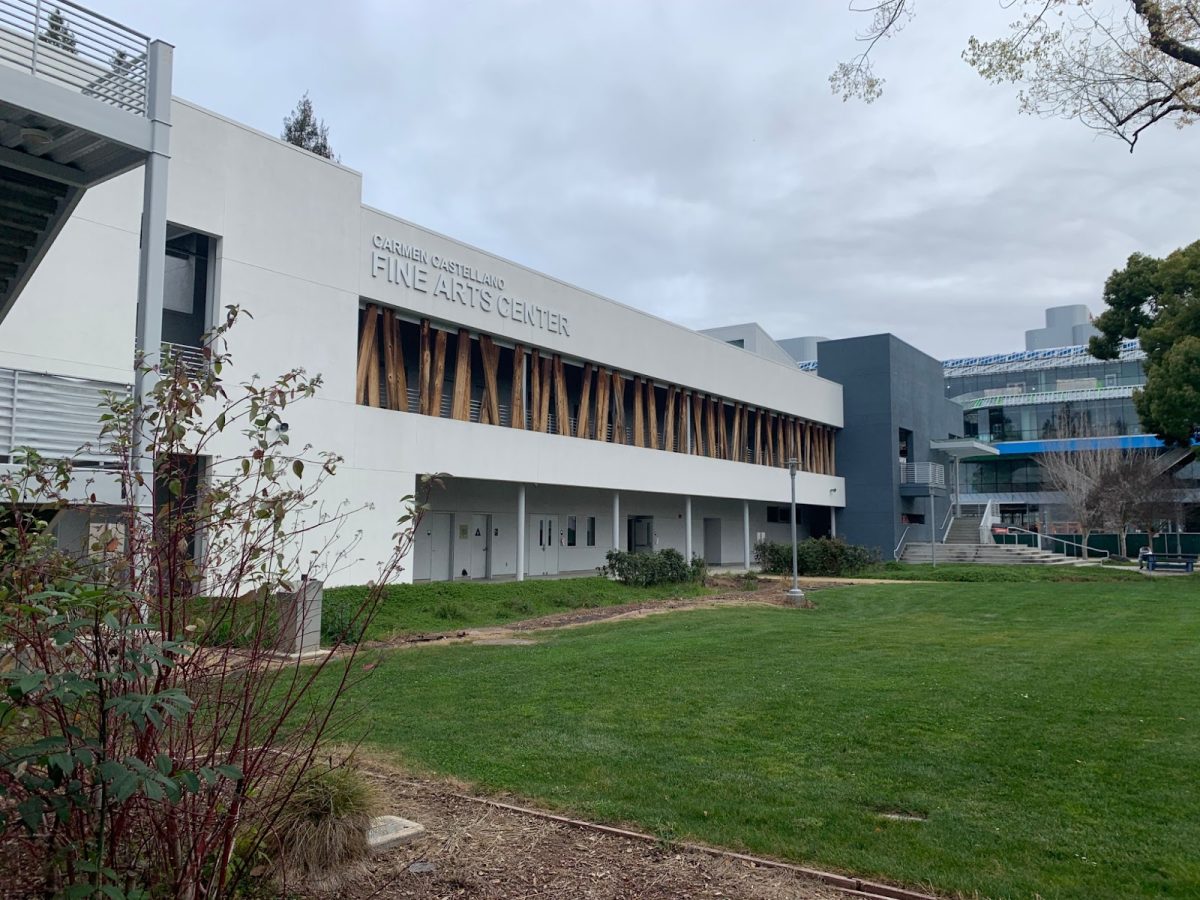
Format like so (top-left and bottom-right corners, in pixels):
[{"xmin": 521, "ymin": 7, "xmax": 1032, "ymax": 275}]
[{"xmin": 787, "ymin": 458, "xmax": 805, "ymax": 605}]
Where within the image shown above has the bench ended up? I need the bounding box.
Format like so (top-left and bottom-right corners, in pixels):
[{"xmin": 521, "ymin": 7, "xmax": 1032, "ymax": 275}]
[{"xmin": 1139, "ymin": 552, "xmax": 1197, "ymax": 573}]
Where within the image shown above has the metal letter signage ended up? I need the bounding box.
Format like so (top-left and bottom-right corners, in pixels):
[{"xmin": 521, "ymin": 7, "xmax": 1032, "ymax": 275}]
[{"xmin": 369, "ymin": 234, "xmax": 572, "ymax": 338}]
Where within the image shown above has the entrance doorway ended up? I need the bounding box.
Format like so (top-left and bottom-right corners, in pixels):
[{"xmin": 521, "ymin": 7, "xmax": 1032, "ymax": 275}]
[
  {"xmin": 627, "ymin": 516, "xmax": 654, "ymax": 554},
  {"xmin": 456, "ymin": 513, "xmax": 491, "ymax": 579},
  {"xmin": 703, "ymin": 517, "xmax": 722, "ymax": 565},
  {"xmin": 416, "ymin": 512, "xmax": 452, "ymax": 582},
  {"xmin": 528, "ymin": 515, "xmax": 560, "ymax": 576}
]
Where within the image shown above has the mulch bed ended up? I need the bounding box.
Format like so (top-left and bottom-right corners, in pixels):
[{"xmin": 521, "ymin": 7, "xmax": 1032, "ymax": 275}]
[{"xmin": 300, "ymin": 770, "xmax": 846, "ymax": 900}]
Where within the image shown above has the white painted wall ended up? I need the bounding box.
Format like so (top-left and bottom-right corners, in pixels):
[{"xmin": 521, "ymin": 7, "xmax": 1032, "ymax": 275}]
[{"xmin": 0, "ymin": 96, "xmax": 845, "ymax": 587}]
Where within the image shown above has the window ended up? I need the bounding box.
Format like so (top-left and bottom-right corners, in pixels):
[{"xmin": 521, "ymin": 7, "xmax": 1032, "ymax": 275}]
[
  {"xmin": 766, "ymin": 505, "xmax": 795, "ymax": 524},
  {"xmin": 585, "ymin": 516, "xmax": 596, "ymax": 546},
  {"xmin": 567, "ymin": 515, "xmax": 577, "ymax": 547},
  {"xmin": 162, "ymin": 229, "xmax": 212, "ymax": 349}
]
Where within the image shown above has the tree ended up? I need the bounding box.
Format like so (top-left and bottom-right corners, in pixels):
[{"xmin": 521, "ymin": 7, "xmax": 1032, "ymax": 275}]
[
  {"xmin": 1038, "ymin": 433, "xmax": 1111, "ymax": 558},
  {"xmin": 282, "ymin": 92, "xmax": 338, "ymax": 161},
  {"xmin": 0, "ymin": 310, "xmax": 418, "ymax": 896},
  {"xmin": 835, "ymin": 1, "xmax": 1200, "ymax": 151},
  {"xmin": 39, "ymin": 7, "xmax": 77, "ymax": 54},
  {"xmin": 1089, "ymin": 239, "xmax": 1200, "ymax": 446}
]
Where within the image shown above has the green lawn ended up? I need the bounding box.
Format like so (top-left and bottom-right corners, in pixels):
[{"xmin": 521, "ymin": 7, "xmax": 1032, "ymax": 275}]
[
  {"xmin": 864, "ymin": 562, "xmax": 1150, "ymax": 583},
  {"xmin": 308, "ymin": 575, "xmax": 1199, "ymax": 898},
  {"xmin": 323, "ymin": 577, "xmax": 713, "ymax": 643}
]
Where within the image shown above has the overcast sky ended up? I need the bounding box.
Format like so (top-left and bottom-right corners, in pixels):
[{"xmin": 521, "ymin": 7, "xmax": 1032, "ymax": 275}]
[{"xmin": 103, "ymin": 0, "xmax": 1197, "ymax": 359}]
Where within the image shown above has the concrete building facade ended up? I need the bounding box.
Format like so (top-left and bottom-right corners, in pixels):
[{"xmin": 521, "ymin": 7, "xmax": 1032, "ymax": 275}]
[{"xmin": 0, "ymin": 98, "xmax": 846, "ymax": 585}]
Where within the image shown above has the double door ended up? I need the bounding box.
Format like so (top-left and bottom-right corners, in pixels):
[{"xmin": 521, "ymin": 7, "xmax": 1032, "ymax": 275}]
[{"xmin": 528, "ymin": 515, "xmax": 560, "ymax": 576}]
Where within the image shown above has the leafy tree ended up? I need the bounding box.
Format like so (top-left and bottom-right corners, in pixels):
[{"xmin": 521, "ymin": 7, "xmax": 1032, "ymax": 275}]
[
  {"xmin": 1090, "ymin": 240, "xmax": 1200, "ymax": 446},
  {"xmin": 38, "ymin": 7, "xmax": 77, "ymax": 54},
  {"xmin": 282, "ymin": 92, "xmax": 338, "ymax": 161},
  {"xmin": 835, "ymin": 1, "xmax": 1200, "ymax": 150}
]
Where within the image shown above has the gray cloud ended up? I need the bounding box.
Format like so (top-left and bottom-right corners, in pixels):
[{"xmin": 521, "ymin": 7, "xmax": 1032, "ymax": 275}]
[{"xmin": 103, "ymin": 0, "xmax": 1199, "ymax": 359}]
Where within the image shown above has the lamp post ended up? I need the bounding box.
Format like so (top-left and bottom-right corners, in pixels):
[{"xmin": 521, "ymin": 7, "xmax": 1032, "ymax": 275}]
[{"xmin": 787, "ymin": 458, "xmax": 805, "ymax": 605}]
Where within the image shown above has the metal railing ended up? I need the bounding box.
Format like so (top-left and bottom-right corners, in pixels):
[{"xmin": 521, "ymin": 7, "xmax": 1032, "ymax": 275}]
[
  {"xmin": 161, "ymin": 342, "xmax": 208, "ymax": 378},
  {"xmin": 940, "ymin": 505, "xmax": 954, "ymax": 543},
  {"xmin": 978, "ymin": 499, "xmax": 998, "ymax": 544},
  {"xmin": 995, "ymin": 525, "xmax": 1111, "ymax": 561},
  {"xmin": 0, "ymin": 0, "xmax": 150, "ymax": 115},
  {"xmin": 900, "ymin": 461, "xmax": 945, "ymax": 486},
  {"xmin": 893, "ymin": 525, "xmax": 910, "ymax": 561}
]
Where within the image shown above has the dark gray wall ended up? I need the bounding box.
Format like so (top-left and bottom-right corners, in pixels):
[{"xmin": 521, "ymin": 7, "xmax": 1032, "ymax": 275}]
[{"xmin": 818, "ymin": 334, "xmax": 962, "ymax": 559}]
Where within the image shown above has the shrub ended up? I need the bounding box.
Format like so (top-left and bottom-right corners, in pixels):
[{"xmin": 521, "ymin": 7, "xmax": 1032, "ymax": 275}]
[
  {"xmin": 0, "ymin": 309, "xmax": 418, "ymax": 899},
  {"xmin": 599, "ymin": 548, "xmax": 706, "ymax": 587},
  {"xmin": 268, "ymin": 764, "xmax": 382, "ymax": 890},
  {"xmin": 754, "ymin": 537, "xmax": 878, "ymax": 577}
]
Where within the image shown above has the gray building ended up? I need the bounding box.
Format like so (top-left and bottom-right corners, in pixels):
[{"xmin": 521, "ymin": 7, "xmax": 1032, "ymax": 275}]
[
  {"xmin": 1024, "ymin": 304, "xmax": 1099, "ymax": 351},
  {"xmin": 817, "ymin": 335, "xmax": 965, "ymax": 559}
]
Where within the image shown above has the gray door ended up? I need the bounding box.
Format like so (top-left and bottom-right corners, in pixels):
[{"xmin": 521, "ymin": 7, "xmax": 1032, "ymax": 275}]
[
  {"xmin": 420, "ymin": 512, "xmax": 452, "ymax": 582},
  {"xmin": 703, "ymin": 517, "xmax": 722, "ymax": 565},
  {"xmin": 467, "ymin": 514, "xmax": 490, "ymax": 579}
]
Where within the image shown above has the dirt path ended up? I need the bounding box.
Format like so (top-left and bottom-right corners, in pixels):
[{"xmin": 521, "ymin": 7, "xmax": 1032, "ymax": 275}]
[
  {"xmin": 300, "ymin": 766, "xmax": 852, "ymax": 900},
  {"xmin": 366, "ymin": 577, "xmax": 915, "ymax": 654}
]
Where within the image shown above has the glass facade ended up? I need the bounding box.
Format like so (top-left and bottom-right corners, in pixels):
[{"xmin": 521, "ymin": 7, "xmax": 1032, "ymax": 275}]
[
  {"xmin": 947, "ymin": 354, "xmax": 1146, "ymax": 442},
  {"xmin": 960, "ymin": 397, "xmax": 1140, "ymax": 442},
  {"xmin": 945, "ymin": 360, "xmax": 1144, "ymax": 402},
  {"xmin": 962, "ymin": 458, "xmax": 1046, "ymax": 494}
]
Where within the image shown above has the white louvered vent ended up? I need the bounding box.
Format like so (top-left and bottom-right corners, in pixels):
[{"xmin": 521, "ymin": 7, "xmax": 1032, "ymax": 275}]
[{"xmin": 0, "ymin": 368, "xmax": 129, "ymax": 462}]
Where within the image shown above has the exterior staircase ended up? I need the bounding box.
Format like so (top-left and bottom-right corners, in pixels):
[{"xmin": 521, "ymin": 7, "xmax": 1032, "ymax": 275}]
[
  {"xmin": 902, "ymin": 513, "xmax": 1079, "ymax": 565},
  {"xmin": 901, "ymin": 541, "xmax": 1077, "ymax": 565},
  {"xmin": 0, "ymin": 167, "xmax": 83, "ymax": 317},
  {"xmin": 945, "ymin": 515, "xmax": 982, "ymax": 544}
]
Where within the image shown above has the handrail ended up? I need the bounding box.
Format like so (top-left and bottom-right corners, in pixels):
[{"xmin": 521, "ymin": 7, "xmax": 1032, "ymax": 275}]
[
  {"xmin": 997, "ymin": 525, "xmax": 1111, "ymax": 561},
  {"xmin": 979, "ymin": 500, "xmax": 998, "ymax": 544},
  {"xmin": 0, "ymin": 0, "xmax": 151, "ymax": 116},
  {"xmin": 893, "ymin": 525, "xmax": 911, "ymax": 561},
  {"xmin": 939, "ymin": 505, "xmax": 954, "ymax": 543}
]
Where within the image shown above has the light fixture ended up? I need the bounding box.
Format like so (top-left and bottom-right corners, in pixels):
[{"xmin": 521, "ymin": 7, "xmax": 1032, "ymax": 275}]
[{"xmin": 20, "ymin": 127, "xmax": 52, "ymax": 149}]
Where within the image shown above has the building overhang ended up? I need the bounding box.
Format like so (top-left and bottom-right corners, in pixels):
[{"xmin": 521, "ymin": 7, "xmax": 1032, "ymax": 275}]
[{"xmin": 930, "ymin": 438, "xmax": 999, "ymax": 459}]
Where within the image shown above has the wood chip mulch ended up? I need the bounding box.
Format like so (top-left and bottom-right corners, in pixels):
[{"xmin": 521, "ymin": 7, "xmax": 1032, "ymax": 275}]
[{"xmin": 298, "ymin": 771, "xmax": 847, "ymax": 900}]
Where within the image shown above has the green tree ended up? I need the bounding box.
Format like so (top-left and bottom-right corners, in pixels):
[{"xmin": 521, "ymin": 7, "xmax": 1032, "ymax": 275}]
[
  {"xmin": 38, "ymin": 7, "xmax": 77, "ymax": 54},
  {"xmin": 281, "ymin": 92, "xmax": 338, "ymax": 161},
  {"xmin": 1090, "ymin": 240, "xmax": 1200, "ymax": 446},
  {"xmin": 835, "ymin": 1, "xmax": 1200, "ymax": 151}
]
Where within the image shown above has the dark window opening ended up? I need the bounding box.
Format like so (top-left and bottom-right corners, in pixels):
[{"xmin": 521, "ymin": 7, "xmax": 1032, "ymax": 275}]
[{"xmin": 163, "ymin": 228, "xmax": 212, "ymax": 349}]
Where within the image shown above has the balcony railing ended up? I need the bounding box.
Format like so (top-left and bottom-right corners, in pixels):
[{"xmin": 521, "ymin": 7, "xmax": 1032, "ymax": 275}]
[
  {"xmin": 161, "ymin": 341, "xmax": 207, "ymax": 378},
  {"xmin": 0, "ymin": 0, "xmax": 150, "ymax": 116},
  {"xmin": 900, "ymin": 461, "xmax": 945, "ymax": 487}
]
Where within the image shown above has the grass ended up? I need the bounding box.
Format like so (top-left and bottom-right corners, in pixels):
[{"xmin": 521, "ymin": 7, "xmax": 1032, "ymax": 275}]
[
  {"xmin": 307, "ymin": 575, "xmax": 1200, "ymax": 899},
  {"xmin": 323, "ymin": 576, "xmax": 713, "ymax": 643},
  {"xmin": 864, "ymin": 561, "xmax": 1152, "ymax": 583}
]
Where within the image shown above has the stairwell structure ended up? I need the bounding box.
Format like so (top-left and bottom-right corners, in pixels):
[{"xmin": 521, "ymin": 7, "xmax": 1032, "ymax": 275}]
[{"xmin": 0, "ymin": 1, "xmax": 170, "ymax": 503}]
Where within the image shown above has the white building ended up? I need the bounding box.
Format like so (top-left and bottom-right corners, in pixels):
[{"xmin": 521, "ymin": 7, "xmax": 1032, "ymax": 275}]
[{"xmin": 0, "ymin": 83, "xmax": 844, "ymax": 584}]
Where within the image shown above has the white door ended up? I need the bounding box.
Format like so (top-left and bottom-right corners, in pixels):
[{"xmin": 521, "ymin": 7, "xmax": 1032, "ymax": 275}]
[
  {"xmin": 468, "ymin": 514, "xmax": 490, "ymax": 579},
  {"xmin": 421, "ymin": 512, "xmax": 452, "ymax": 582},
  {"xmin": 528, "ymin": 515, "xmax": 560, "ymax": 576}
]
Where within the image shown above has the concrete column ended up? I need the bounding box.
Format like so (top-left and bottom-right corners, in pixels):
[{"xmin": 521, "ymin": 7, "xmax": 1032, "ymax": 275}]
[
  {"xmin": 831, "ymin": 507, "xmax": 837, "ymax": 539},
  {"xmin": 742, "ymin": 500, "xmax": 751, "ymax": 568},
  {"xmin": 516, "ymin": 485, "xmax": 526, "ymax": 581},
  {"xmin": 612, "ymin": 491, "xmax": 621, "ymax": 550},
  {"xmin": 684, "ymin": 496, "xmax": 693, "ymax": 561},
  {"xmin": 132, "ymin": 40, "xmax": 173, "ymax": 516}
]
